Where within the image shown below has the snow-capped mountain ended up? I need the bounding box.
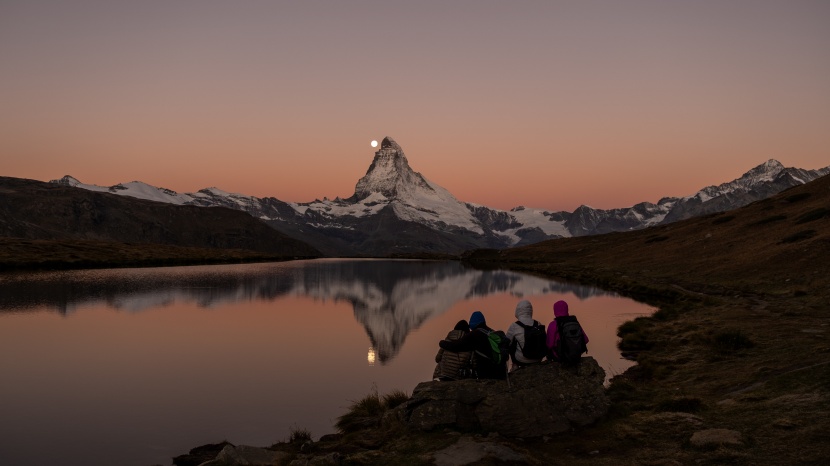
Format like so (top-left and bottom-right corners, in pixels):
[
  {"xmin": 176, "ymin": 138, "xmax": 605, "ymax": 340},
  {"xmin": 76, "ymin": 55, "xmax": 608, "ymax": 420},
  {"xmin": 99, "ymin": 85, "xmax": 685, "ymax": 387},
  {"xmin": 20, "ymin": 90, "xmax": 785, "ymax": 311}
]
[
  {"xmin": 289, "ymin": 137, "xmax": 483, "ymax": 234},
  {"xmin": 51, "ymin": 138, "xmax": 830, "ymax": 256}
]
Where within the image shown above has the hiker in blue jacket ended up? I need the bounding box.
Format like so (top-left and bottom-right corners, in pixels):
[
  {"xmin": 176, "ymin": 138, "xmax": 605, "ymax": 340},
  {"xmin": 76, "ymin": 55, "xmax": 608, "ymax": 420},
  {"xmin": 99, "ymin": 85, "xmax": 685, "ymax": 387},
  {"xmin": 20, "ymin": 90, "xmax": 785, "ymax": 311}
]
[{"xmin": 439, "ymin": 311, "xmax": 507, "ymax": 380}]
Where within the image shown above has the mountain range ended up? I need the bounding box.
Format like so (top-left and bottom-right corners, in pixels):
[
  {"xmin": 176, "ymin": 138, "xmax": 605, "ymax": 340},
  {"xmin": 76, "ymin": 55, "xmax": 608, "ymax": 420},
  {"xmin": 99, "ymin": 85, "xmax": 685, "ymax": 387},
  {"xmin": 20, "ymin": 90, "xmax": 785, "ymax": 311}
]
[
  {"xmin": 51, "ymin": 137, "xmax": 829, "ymax": 256},
  {"xmin": 0, "ymin": 175, "xmax": 321, "ymax": 258}
]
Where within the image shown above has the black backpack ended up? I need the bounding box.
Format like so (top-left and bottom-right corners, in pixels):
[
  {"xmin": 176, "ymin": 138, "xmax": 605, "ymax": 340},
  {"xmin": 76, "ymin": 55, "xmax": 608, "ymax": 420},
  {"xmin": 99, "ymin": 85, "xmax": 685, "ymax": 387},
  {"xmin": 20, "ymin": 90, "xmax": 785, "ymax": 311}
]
[
  {"xmin": 556, "ymin": 315, "xmax": 587, "ymax": 365},
  {"xmin": 516, "ymin": 320, "xmax": 547, "ymax": 360}
]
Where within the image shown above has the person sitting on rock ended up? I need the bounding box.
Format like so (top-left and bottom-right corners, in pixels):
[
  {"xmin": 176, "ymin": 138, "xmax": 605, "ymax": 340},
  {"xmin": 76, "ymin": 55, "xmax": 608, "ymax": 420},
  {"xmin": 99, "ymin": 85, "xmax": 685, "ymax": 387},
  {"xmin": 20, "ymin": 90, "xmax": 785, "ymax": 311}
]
[
  {"xmin": 433, "ymin": 319, "xmax": 473, "ymax": 381},
  {"xmin": 546, "ymin": 300, "xmax": 589, "ymax": 365},
  {"xmin": 504, "ymin": 300, "xmax": 547, "ymax": 371},
  {"xmin": 439, "ymin": 311, "xmax": 507, "ymax": 380}
]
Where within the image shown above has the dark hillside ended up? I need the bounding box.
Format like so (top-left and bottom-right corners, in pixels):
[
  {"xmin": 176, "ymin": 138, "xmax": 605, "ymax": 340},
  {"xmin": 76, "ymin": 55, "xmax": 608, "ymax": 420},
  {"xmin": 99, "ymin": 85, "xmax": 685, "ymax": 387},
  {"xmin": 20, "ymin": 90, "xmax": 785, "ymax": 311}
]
[
  {"xmin": 462, "ymin": 174, "xmax": 830, "ymax": 465},
  {"xmin": 0, "ymin": 176, "xmax": 321, "ymax": 268}
]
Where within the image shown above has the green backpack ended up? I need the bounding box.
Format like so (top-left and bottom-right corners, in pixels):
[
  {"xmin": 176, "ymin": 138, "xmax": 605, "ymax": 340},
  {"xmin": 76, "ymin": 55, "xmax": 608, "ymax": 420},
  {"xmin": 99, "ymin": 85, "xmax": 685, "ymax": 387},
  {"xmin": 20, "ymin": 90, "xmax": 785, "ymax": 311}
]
[{"xmin": 478, "ymin": 328, "xmax": 510, "ymax": 365}]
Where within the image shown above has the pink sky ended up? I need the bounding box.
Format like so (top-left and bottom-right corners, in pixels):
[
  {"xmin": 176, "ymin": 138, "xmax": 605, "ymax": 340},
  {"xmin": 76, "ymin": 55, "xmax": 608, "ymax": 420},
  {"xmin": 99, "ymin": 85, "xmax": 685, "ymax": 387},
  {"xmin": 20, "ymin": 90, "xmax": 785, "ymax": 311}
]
[{"xmin": 1, "ymin": 1, "xmax": 828, "ymax": 211}]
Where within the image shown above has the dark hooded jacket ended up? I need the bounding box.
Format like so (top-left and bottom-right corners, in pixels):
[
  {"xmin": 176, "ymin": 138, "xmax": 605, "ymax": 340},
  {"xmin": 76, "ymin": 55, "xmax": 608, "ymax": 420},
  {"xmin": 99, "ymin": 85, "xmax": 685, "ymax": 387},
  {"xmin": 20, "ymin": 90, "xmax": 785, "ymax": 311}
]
[{"xmin": 439, "ymin": 323, "xmax": 506, "ymax": 380}]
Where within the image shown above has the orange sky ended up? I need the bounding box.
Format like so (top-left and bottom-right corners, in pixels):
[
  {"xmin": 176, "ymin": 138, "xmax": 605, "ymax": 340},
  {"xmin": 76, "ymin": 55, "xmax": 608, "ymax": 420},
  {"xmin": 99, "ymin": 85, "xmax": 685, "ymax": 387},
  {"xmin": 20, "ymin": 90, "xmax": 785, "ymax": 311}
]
[{"xmin": 1, "ymin": 1, "xmax": 828, "ymax": 211}]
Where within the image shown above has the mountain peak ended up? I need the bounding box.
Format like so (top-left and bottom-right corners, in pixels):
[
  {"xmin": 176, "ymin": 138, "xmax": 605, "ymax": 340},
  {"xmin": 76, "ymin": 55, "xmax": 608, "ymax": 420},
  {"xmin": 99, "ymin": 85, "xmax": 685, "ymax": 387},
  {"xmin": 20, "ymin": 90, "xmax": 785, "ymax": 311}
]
[
  {"xmin": 755, "ymin": 159, "xmax": 784, "ymax": 173},
  {"xmin": 740, "ymin": 159, "xmax": 785, "ymax": 184},
  {"xmin": 381, "ymin": 136, "xmax": 400, "ymax": 150},
  {"xmin": 51, "ymin": 175, "xmax": 81, "ymax": 187},
  {"xmin": 352, "ymin": 136, "xmax": 432, "ymax": 201}
]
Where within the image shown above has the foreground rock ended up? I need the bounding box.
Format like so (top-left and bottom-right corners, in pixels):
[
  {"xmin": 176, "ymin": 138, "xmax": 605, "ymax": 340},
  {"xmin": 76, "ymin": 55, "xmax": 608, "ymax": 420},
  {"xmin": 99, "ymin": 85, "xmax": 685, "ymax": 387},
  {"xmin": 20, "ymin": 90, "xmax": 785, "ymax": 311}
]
[
  {"xmin": 431, "ymin": 435, "xmax": 526, "ymax": 466},
  {"xmin": 399, "ymin": 357, "xmax": 609, "ymax": 437},
  {"xmin": 197, "ymin": 444, "xmax": 288, "ymax": 466}
]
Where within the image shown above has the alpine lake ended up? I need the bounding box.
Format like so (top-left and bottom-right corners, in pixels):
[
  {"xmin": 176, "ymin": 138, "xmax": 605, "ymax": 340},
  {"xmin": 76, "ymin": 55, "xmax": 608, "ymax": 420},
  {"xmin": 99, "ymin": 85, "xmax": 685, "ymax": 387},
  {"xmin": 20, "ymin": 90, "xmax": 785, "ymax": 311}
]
[{"xmin": 0, "ymin": 259, "xmax": 655, "ymax": 466}]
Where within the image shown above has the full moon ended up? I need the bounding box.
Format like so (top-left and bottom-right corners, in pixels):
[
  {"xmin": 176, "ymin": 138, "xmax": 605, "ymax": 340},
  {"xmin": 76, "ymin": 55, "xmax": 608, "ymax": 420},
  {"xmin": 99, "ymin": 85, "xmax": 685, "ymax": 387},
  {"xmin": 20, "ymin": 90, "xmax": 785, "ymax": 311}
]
[{"xmin": 370, "ymin": 140, "xmax": 378, "ymax": 148}]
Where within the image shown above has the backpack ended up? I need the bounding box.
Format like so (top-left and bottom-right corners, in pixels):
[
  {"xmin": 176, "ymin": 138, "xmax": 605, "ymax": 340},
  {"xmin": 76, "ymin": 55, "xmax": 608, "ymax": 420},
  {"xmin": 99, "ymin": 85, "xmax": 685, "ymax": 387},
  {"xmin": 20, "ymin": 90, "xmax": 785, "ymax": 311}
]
[
  {"xmin": 556, "ymin": 316, "xmax": 587, "ymax": 365},
  {"xmin": 516, "ymin": 320, "xmax": 547, "ymax": 360},
  {"xmin": 477, "ymin": 328, "xmax": 510, "ymax": 365}
]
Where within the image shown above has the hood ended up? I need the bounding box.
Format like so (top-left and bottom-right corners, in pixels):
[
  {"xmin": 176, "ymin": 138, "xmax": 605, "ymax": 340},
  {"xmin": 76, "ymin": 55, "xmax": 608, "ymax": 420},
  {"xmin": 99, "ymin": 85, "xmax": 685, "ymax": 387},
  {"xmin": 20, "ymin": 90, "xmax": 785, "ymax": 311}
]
[
  {"xmin": 514, "ymin": 300, "xmax": 534, "ymax": 325},
  {"xmin": 453, "ymin": 319, "xmax": 470, "ymax": 331},
  {"xmin": 469, "ymin": 311, "xmax": 486, "ymax": 329},
  {"xmin": 553, "ymin": 300, "xmax": 570, "ymax": 318}
]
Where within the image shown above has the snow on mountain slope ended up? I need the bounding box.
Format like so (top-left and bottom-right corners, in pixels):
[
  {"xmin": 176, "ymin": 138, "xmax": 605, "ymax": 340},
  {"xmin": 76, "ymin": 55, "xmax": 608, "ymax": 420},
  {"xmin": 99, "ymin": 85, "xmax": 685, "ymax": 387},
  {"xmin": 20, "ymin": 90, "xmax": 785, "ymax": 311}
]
[
  {"xmin": 50, "ymin": 146, "xmax": 830, "ymax": 255},
  {"xmin": 52, "ymin": 175, "xmax": 193, "ymax": 204},
  {"xmin": 299, "ymin": 136, "xmax": 483, "ymax": 233},
  {"xmin": 52, "ymin": 175, "xmax": 112, "ymax": 194},
  {"xmin": 509, "ymin": 207, "xmax": 570, "ymax": 236},
  {"xmin": 110, "ymin": 181, "xmax": 194, "ymax": 204},
  {"xmin": 686, "ymin": 159, "xmax": 785, "ymax": 202}
]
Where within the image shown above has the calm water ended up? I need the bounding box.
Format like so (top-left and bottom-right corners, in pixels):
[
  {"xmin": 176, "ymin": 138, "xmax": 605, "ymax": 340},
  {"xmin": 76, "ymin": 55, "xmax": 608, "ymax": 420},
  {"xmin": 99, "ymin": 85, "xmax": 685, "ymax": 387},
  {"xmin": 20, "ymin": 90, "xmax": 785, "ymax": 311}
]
[{"xmin": 0, "ymin": 259, "xmax": 654, "ymax": 466}]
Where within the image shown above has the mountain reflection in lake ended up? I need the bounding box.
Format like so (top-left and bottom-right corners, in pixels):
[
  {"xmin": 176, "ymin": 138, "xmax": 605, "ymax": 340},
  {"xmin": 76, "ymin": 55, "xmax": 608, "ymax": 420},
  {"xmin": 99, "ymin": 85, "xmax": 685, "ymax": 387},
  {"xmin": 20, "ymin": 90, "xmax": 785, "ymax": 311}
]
[{"xmin": 0, "ymin": 259, "xmax": 653, "ymax": 466}]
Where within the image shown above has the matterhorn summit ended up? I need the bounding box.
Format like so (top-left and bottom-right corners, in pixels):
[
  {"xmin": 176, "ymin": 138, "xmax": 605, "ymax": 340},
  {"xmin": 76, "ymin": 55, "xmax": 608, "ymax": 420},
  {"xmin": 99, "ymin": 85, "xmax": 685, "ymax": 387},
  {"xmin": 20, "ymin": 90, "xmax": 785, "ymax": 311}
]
[
  {"xmin": 301, "ymin": 136, "xmax": 480, "ymax": 234},
  {"xmin": 352, "ymin": 137, "xmax": 433, "ymax": 201}
]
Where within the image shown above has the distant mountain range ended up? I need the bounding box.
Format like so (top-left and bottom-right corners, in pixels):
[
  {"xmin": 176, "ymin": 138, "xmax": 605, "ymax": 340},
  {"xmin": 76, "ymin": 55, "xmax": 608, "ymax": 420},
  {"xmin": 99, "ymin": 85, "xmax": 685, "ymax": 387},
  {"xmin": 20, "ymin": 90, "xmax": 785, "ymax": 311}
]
[
  {"xmin": 0, "ymin": 176, "xmax": 321, "ymax": 258},
  {"xmin": 51, "ymin": 137, "xmax": 829, "ymax": 256}
]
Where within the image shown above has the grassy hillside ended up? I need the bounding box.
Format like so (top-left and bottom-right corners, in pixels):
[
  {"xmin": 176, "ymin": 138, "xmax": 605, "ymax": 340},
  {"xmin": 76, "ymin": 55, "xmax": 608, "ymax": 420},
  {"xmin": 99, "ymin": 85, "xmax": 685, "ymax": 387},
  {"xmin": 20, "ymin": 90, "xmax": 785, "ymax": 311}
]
[
  {"xmin": 463, "ymin": 174, "xmax": 830, "ymax": 464},
  {"xmin": 0, "ymin": 237, "xmax": 300, "ymax": 271}
]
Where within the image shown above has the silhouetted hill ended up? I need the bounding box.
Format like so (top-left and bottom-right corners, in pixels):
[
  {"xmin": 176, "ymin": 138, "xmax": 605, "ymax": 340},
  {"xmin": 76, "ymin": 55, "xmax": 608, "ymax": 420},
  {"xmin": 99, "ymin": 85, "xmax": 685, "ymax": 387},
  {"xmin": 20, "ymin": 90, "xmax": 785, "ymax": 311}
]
[{"xmin": 0, "ymin": 176, "xmax": 321, "ymax": 267}]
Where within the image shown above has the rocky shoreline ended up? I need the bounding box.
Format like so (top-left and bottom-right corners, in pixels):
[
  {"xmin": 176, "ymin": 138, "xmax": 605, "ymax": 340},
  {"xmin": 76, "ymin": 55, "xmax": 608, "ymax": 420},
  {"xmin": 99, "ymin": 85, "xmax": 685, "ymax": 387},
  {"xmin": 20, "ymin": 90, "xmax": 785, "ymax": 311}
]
[{"xmin": 174, "ymin": 359, "xmax": 611, "ymax": 466}]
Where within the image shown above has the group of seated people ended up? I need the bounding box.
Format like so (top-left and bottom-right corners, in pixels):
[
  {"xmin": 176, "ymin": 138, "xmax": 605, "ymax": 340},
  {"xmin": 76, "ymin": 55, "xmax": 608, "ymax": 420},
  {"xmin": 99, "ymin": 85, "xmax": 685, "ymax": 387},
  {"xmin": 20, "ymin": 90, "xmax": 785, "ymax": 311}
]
[{"xmin": 433, "ymin": 299, "xmax": 589, "ymax": 381}]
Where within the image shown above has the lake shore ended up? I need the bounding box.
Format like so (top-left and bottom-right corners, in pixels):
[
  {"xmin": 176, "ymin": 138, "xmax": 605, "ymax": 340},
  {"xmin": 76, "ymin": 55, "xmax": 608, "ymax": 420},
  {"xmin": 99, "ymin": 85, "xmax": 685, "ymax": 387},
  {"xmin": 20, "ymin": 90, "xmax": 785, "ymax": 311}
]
[
  {"xmin": 0, "ymin": 237, "xmax": 318, "ymax": 271},
  {"xmin": 175, "ymin": 178, "xmax": 828, "ymax": 464}
]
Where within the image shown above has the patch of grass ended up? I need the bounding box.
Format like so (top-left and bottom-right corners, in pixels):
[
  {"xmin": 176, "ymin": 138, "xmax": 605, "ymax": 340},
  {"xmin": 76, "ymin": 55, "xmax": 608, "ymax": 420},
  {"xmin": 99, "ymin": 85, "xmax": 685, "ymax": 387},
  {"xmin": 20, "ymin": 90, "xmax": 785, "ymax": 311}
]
[
  {"xmin": 656, "ymin": 397, "xmax": 703, "ymax": 413},
  {"xmin": 617, "ymin": 317, "xmax": 655, "ymax": 352},
  {"xmin": 652, "ymin": 307, "xmax": 678, "ymax": 321},
  {"xmin": 795, "ymin": 208, "xmax": 830, "ymax": 224},
  {"xmin": 712, "ymin": 215, "xmax": 736, "ymax": 225},
  {"xmin": 288, "ymin": 426, "xmax": 312, "ymax": 444},
  {"xmin": 336, "ymin": 388, "xmax": 409, "ymax": 434},
  {"xmin": 750, "ymin": 215, "xmax": 787, "ymax": 226},
  {"xmin": 785, "ymin": 192, "xmax": 812, "ymax": 203},
  {"xmin": 618, "ymin": 316, "xmax": 652, "ymax": 337},
  {"xmin": 780, "ymin": 230, "xmax": 817, "ymax": 244},
  {"xmin": 382, "ymin": 389, "xmax": 410, "ymax": 410},
  {"xmin": 619, "ymin": 332, "xmax": 655, "ymax": 352},
  {"xmin": 711, "ymin": 329, "xmax": 755, "ymax": 351}
]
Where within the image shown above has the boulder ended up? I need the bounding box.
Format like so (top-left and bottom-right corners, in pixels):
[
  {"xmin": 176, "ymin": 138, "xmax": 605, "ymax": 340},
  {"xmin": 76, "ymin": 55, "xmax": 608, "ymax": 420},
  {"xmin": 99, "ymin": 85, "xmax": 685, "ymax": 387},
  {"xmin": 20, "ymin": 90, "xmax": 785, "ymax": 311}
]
[
  {"xmin": 197, "ymin": 444, "xmax": 289, "ymax": 466},
  {"xmin": 432, "ymin": 436, "xmax": 526, "ymax": 466},
  {"xmin": 400, "ymin": 357, "xmax": 609, "ymax": 437}
]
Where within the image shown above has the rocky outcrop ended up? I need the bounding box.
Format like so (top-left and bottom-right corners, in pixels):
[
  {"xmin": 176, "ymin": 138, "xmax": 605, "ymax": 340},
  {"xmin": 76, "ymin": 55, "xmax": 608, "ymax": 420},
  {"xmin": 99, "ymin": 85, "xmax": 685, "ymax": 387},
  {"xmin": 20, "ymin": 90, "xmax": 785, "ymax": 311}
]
[
  {"xmin": 399, "ymin": 357, "xmax": 609, "ymax": 437},
  {"xmin": 197, "ymin": 444, "xmax": 289, "ymax": 466},
  {"xmin": 431, "ymin": 435, "xmax": 527, "ymax": 465}
]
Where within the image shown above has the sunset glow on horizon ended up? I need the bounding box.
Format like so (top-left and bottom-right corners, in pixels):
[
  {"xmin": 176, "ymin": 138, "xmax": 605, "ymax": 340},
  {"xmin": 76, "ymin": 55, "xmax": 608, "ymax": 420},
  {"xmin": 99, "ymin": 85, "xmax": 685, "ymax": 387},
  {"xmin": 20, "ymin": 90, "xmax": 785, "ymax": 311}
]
[{"xmin": 1, "ymin": 1, "xmax": 828, "ymax": 212}]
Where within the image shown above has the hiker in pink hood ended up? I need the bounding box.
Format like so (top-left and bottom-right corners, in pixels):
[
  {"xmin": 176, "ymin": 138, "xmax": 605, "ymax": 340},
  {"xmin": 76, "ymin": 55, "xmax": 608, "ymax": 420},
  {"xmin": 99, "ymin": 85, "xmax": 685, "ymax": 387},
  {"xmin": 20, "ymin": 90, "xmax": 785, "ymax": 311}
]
[{"xmin": 546, "ymin": 300, "xmax": 589, "ymax": 362}]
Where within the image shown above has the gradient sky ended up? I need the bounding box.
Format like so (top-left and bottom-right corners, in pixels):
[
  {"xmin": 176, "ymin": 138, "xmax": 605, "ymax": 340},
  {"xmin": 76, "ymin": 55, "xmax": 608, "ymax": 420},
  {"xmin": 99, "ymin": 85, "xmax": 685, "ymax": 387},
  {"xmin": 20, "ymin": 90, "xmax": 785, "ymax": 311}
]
[{"xmin": 1, "ymin": 1, "xmax": 828, "ymax": 211}]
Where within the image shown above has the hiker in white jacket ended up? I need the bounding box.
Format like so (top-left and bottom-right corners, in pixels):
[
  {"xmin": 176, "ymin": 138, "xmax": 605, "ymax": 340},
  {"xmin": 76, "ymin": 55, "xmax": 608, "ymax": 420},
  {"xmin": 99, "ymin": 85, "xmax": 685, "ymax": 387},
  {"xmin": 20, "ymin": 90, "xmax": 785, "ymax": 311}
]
[{"xmin": 504, "ymin": 300, "xmax": 546, "ymax": 370}]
